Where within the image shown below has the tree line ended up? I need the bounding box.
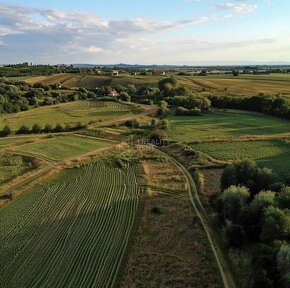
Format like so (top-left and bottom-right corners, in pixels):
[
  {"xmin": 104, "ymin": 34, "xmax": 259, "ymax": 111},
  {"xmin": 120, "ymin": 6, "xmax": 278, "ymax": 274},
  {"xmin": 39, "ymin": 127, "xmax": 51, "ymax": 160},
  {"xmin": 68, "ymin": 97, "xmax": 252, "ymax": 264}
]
[
  {"xmin": 209, "ymin": 94, "xmax": 290, "ymax": 120},
  {"xmin": 212, "ymin": 159, "xmax": 290, "ymax": 287},
  {"xmin": 0, "ymin": 122, "xmax": 86, "ymax": 137}
]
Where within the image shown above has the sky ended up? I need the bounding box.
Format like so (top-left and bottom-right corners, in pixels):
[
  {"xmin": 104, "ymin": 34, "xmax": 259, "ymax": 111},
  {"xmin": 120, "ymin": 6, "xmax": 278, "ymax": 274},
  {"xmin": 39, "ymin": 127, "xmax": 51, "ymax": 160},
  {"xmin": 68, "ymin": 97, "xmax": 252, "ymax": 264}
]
[{"xmin": 0, "ymin": 0, "xmax": 289, "ymax": 65}]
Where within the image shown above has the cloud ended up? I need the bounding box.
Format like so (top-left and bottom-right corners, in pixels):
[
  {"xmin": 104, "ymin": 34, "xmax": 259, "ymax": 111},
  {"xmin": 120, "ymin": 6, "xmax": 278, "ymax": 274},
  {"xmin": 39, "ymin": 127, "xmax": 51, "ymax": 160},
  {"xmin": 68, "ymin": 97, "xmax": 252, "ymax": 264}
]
[
  {"xmin": 0, "ymin": 2, "xmax": 214, "ymax": 62},
  {"xmin": 163, "ymin": 38, "xmax": 277, "ymax": 50},
  {"xmin": 216, "ymin": 3, "xmax": 258, "ymax": 14}
]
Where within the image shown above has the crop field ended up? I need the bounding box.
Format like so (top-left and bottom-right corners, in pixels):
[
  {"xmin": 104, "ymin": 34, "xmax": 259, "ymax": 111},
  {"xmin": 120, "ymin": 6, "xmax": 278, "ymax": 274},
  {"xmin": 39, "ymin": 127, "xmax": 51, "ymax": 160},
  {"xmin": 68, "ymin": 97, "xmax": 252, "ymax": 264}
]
[
  {"xmin": 0, "ymin": 100, "xmax": 135, "ymax": 130},
  {"xmin": 13, "ymin": 135, "xmax": 112, "ymax": 161},
  {"xmin": 167, "ymin": 111, "xmax": 290, "ymax": 142},
  {"xmin": 0, "ymin": 160, "xmax": 140, "ymax": 288},
  {"xmin": 177, "ymin": 75, "xmax": 290, "ymax": 97},
  {"xmin": 76, "ymin": 76, "xmax": 113, "ymax": 89},
  {"xmin": 25, "ymin": 73, "xmax": 77, "ymax": 85},
  {"xmin": 191, "ymin": 140, "xmax": 290, "ymax": 179},
  {"xmin": 19, "ymin": 73, "xmax": 290, "ymax": 97}
]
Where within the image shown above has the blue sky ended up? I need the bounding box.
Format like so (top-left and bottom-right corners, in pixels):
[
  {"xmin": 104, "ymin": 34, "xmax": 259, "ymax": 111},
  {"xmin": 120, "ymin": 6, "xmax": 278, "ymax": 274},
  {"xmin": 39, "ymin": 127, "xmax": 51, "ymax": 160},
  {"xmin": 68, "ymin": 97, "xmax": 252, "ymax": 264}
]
[{"xmin": 0, "ymin": 0, "xmax": 289, "ymax": 64}]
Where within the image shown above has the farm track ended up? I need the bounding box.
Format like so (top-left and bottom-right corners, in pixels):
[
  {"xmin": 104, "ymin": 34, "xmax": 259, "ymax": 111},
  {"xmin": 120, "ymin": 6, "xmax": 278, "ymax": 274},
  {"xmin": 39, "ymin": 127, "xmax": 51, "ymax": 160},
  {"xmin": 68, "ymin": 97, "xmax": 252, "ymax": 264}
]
[
  {"xmin": 155, "ymin": 148, "xmax": 236, "ymax": 288},
  {"xmin": 0, "ymin": 161, "xmax": 140, "ymax": 288}
]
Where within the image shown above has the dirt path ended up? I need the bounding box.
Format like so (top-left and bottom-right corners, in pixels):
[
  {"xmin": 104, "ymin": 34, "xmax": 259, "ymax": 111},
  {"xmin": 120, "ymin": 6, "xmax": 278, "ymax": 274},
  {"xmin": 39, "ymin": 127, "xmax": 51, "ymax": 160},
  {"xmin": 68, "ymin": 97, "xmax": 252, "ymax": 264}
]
[{"xmin": 155, "ymin": 148, "xmax": 235, "ymax": 288}]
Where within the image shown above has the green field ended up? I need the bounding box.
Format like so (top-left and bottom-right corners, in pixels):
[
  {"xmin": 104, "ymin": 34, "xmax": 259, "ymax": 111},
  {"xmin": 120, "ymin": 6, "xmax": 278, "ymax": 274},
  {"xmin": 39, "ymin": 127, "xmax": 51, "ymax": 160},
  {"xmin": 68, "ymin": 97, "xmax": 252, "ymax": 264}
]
[
  {"xmin": 0, "ymin": 135, "xmax": 45, "ymax": 149},
  {"xmin": 0, "ymin": 100, "xmax": 135, "ymax": 130},
  {"xmin": 191, "ymin": 140, "xmax": 290, "ymax": 179},
  {"xmin": 13, "ymin": 135, "xmax": 112, "ymax": 160},
  {"xmin": 0, "ymin": 154, "xmax": 33, "ymax": 187},
  {"xmin": 167, "ymin": 111, "xmax": 290, "ymax": 142},
  {"xmin": 0, "ymin": 160, "xmax": 140, "ymax": 287}
]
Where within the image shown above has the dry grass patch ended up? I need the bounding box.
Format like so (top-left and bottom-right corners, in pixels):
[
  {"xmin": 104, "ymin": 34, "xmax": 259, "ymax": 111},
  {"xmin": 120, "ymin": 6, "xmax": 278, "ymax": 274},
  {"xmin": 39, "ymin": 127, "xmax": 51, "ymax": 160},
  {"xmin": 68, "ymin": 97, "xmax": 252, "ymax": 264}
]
[
  {"xmin": 121, "ymin": 193, "xmax": 223, "ymax": 288},
  {"xmin": 200, "ymin": 169, "xmax": 223, "ymax": 202},
  {"xmin": 142, "ymin": 160, "xmax": 188, "ymax": 192}
]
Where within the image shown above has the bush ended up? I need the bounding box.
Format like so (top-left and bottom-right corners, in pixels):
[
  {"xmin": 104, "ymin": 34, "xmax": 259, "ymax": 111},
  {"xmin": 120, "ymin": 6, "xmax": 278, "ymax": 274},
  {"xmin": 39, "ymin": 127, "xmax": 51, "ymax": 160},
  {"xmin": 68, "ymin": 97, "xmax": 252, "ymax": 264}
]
[
  {"xmin": 17, "ymin": 125, "xmax": 30, "ymax": 135},
  {"xmin": 0, "ymin": 125, "xmax": 11, "ymax": 137}
]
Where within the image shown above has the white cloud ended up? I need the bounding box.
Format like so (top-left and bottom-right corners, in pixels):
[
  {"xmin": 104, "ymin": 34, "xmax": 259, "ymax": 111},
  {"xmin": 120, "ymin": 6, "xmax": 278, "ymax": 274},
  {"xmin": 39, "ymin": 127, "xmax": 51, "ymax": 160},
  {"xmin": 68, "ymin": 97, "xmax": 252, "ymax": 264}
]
[{"xmin": 216, "ymin": 3, "xmax": 258, "ymax": 14}]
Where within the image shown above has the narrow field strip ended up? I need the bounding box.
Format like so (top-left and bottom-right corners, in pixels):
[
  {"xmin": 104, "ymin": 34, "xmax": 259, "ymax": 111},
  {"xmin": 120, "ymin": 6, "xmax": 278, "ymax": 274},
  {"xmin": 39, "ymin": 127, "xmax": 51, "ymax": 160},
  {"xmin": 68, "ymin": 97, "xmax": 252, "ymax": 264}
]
[{"xmin": 0, "ymin": 160, "xmax": 140, "ymax": 288}]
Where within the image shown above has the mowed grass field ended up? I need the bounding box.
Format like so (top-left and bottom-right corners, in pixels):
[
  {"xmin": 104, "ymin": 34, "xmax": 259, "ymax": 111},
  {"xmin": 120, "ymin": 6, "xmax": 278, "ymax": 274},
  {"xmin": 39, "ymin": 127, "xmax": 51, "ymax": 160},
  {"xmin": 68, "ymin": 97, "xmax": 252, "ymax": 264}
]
[
  {"xmin": 13, "ymin": 135, "xmax": 112, "ymax": 161},
  {"xmin": 177, "ymin": 74, "xmax": 290, "ymax": 97},
  {"xmin": 168, "ymin": 110, "xmax": 290, "ymax": 179},
  {"xmin": 167, "ymin": 111, "xmax": 290, "ymax": 142},
  {"xmin": 0, "ymin": 160, "xmax": 140, "ymax": 288},
  {"xmin": 0, "ymin": 100, "xmax": 135, "ymax": 130},
  {"xmin": 191, "ymin": 140, "xmax": 290, "ymax": 179},
  {"xmin": 0, "ymin": 135, "xmax": 46, "ymax": 149}
]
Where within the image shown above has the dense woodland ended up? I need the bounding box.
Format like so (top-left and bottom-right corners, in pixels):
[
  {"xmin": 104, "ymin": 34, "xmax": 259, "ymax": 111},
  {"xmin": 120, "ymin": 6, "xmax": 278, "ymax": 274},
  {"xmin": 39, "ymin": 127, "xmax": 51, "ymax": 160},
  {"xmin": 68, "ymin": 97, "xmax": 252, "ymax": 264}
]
[{"xmin": 213, "ymin": 160, "xmax": 290, "ymax": 287}]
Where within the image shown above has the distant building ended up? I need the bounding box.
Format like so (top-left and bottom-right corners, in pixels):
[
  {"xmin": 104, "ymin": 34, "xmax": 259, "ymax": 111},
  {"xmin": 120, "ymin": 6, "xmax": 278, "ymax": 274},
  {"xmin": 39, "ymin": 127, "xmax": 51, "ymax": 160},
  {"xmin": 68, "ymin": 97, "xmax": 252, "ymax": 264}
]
[
  {"xmin": 112, "ymin": 70, "xmax": 119, "ymax": 76},
  {"xmin": 108, "ymin": 90, "xmax": 119, "ymax": 97},
  {"xmin": 153, "ymin": 70, "xmax": 166, "ymax": 76}
]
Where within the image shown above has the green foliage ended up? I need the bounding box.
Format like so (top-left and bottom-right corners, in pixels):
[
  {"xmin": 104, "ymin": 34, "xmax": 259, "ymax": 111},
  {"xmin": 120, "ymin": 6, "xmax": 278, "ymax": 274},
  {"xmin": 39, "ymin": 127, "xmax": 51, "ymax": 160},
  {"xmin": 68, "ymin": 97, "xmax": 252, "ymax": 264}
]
[
  {"xmin": 221, "ymin": 160, "xmax": 276, "ymax": 195},
  {"xmin": 158, "ymin": 76, "xmax": 178, "ymax": 93},
  {"xmin": 0, "ymin": 125, "xmax": 11, "ymax": 137},
  {"xmin": 261, "ymin": 207, "xmax": 290, "ymax": 243},
  {"xmin": 219, "ymin": 185, "xmax": 250, "ymax": 223},
  {"xmin": 277, "ymin": 245, "xmax": 290, "ymax": 288},
  {"xmin": 225, "ymin": 224, "xmax": 245, "ymax": 248},
  {"xmin": 210, "ymin": 94, "xmax": 290, "ymax": 120},
  {"xmin": 276, "ymin": 187, "xmax": 290, "ymax": 209}
]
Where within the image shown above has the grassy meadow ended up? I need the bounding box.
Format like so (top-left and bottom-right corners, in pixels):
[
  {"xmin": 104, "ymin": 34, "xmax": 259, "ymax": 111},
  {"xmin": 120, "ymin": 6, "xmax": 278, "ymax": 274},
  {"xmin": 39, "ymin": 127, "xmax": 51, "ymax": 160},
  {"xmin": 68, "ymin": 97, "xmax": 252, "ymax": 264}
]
[
  {"xmin": 0, "ymin": 135, "xmax": 46, "ymax": 149},
  {"xmin": 0, "ymin": 154, "xmax": 34, "ymax": 187},
  {"xmin": 0, "ymin": 100, "xmax": 135, "ymax": 130},
  {"xmin": 167, "ymin": 110, "xmax": 290, "ymax": 143},
  {"xmin": 191, "ymin": 140, "xmax": 290, "ymax": 179},
  {"xmin": 167, "ymin": 110, "xmax": 290, "ymax": 179},
  {"xmin": 13, "ymin": 135, "xmax": 112, "ymax": 161}
]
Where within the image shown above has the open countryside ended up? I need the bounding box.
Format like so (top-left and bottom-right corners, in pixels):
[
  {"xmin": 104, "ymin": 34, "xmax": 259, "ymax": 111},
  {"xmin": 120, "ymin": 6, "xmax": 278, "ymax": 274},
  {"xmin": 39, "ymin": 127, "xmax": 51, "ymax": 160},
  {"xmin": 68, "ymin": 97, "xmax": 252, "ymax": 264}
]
[{"xmin": 1, "ymin": 0, "xmax": 290, "ymax": 288}]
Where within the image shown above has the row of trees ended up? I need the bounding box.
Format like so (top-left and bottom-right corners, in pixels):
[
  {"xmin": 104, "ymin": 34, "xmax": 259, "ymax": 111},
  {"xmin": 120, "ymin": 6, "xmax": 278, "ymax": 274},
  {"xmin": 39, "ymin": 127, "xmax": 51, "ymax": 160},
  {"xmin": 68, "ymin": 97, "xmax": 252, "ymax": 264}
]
[
  {"xmin": 209, "ymin": 94, "xmax": 290, "ymax": 120},
  {"xmin": 0, "ymin": 122, "xmax": 86, "ymax": 137},
  {"xmin": 212, "ymin": 159, "xmax": 290, "ymax": 287}
]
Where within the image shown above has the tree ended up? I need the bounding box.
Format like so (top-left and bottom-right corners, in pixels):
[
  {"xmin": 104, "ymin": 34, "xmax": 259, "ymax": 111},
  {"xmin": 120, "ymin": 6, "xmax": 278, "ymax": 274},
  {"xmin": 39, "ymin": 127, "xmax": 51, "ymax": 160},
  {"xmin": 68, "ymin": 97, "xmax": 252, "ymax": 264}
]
[
  {"xmin": 220, "ymin": 185, "xmax": 250, "ymax": 223},
  {"xmin": 32, "ymin": 123, "xmax": 42, "ymax": 134},
  {"xmin": 17, "ymin": 125, "xmax": 30, "ymax": 134},
  {"xmin": 276, "ymin": 187, "xmax": 290, "ymax": 209},
  {"xmin": 277, "ymin": 245, "xmax": 290, "ymax": 288},
  {"xmin": 149, "ymin": 129, "xmax": 167, "ymax": 145},
  {"xmin": 250, "ymin": 191, "xmax": 276, "ymax": 214},
  {"xmin": 225, "ymin": 224, "xmax": 245, "ymax": 248},
  {"xmin": 158, "ymin": 76, "xmax": 178, "ymax": 93},
  {"xmin": 53, "ymin": 124, "xmax": 64, "ymax": 133},
  {"xmin": 261, "ymin": 207, "xmax": 290, "ymax": 243},
  {"xmin": 220, "ymin": 165, "xmax": 237, "ymax": 190},
  {"xmin": 253, "ymin": 168, "xmax": 276, "ymax": 195},
  {"xmin": 119, "ymin": 92, "xmax": 131, "ymax": 102},
  {"xmin": 43, "ymin": 124, "xmax": 52, "ymax": 133},
  {"xmin": 0, "ymin": 125, "xmax": 11, "ymax": 137},
  {"xmin": 158, "ymin": 100, "xmax": 170, "ymax": 117}
]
